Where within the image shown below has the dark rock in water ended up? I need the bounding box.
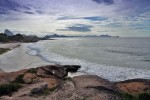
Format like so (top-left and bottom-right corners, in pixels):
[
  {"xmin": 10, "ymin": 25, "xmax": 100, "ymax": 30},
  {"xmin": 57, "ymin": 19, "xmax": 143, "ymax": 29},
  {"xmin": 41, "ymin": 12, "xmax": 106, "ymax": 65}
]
[
  {"xmin": 63, "ymin": 65, "xmax": 81, "ymax": 72},
  {"xmin": 4, "ymin": 29, "xmax": 14, "ymax": 36}
]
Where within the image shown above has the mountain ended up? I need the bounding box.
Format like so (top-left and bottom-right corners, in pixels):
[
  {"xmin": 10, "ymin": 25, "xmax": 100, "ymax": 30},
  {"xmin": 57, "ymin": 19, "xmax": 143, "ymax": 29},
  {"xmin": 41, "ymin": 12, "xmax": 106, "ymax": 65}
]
[
  {"xmin": 99, "ymin": 34, "xmax": 112, "ymax": 37},
  {"xmin": 44, "ymin": 34, "xmax": 67, "ymax": 38},
  {"xmin": 4, "ymin": 29, "xmax": 14, "ymax": 36}
]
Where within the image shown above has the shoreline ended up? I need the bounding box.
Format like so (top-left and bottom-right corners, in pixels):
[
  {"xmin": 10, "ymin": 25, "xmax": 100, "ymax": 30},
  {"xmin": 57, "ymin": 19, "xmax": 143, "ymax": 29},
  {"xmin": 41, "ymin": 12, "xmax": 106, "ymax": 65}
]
[
  {"xmin": 0, "ymin": 43, "xmax": 22, "ymax": 73},
  {"xmin": 0, "ymin": 43, "xmax": 51, "ymax": 73},
  {"xmin": 26, "ymin": 39, "xmax": 150, "ymax": 82},
  {"xmin": 0, "ymin": 43, "xmax": 21, "ymax": 49},
  {"xmin": 0, "ymin": 40, "xmax": 150, "ymax": 82}
]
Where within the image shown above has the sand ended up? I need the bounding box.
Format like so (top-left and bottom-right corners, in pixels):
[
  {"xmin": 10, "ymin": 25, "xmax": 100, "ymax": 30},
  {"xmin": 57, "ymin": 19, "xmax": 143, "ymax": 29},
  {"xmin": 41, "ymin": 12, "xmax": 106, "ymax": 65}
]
[
  {"xmin": 0, "ymin": 43, "xmax": 51, "ymax": 72},
  {"xmin": 0, "ymin": 43, "xmax": 21, "ymax": 49}
]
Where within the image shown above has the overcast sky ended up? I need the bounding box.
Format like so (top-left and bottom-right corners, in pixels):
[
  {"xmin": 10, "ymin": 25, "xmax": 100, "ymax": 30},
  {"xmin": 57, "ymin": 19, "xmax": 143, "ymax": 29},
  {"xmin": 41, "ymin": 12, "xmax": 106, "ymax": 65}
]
[{"xmin": 0, "ymin": 0, "xmax": 150, "ymax": 37}]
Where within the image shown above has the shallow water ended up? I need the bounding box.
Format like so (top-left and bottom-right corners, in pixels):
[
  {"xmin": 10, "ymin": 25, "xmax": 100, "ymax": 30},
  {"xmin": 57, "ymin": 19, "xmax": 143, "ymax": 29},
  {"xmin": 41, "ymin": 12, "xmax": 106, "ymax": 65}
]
[{"xmin": 27, "ymin": 37, "xmax": 150, "ymax": 81}]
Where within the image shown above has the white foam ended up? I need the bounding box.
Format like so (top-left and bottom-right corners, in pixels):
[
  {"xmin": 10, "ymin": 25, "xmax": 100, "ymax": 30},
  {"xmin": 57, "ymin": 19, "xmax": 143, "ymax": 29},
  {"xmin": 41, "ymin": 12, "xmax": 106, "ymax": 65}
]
[
  {"xmin": 27, "ymin": 43, "xmax": 150, "ymax": 82},
  {"xmin": 27, "ymin": 50, "xmax": 38, "ymax": 56}
]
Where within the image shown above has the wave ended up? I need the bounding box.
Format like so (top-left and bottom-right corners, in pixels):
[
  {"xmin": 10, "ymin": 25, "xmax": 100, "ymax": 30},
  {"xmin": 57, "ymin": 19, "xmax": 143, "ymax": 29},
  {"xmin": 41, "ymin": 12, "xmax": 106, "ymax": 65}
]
[
  {"xmin": 106, "ymin": 49, "xmax": 144, "ymax": 56},
  {"xmin": 26, "ymin": 43, "xmax": 150, "ymax": 82}
]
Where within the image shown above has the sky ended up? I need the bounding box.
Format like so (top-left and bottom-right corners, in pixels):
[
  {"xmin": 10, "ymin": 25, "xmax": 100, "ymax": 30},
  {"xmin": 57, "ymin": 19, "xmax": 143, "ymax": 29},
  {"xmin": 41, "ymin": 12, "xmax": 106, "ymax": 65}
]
[{"xmin": 0, "ymin": 0, "xmax": 150, "ymax": 37}]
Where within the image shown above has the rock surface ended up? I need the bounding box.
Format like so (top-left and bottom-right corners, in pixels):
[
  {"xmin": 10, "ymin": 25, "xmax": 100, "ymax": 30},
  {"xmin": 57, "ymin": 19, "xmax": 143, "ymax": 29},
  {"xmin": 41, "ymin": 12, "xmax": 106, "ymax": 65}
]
[
  {"xmin": 0, "ymin": 69, "xmax": 27, "ymax": 85},
  {"xmin": 0, "ymin": 65, "xmax": 149, "ymax": 100},
  {"xmin": 115, "ymin": 79, "xmax": 150, "ymax": 95}
]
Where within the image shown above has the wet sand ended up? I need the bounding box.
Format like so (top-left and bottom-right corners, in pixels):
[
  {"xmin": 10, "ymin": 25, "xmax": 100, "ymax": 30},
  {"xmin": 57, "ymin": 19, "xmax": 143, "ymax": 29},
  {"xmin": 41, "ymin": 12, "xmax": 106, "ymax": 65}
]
[
  {"xmin": 0, "ymin": 43, "xmax": 21, "ymax": 49},
  {"xmin": 0, "ymin": 43, "xmax": 51, "ymax": 72}
]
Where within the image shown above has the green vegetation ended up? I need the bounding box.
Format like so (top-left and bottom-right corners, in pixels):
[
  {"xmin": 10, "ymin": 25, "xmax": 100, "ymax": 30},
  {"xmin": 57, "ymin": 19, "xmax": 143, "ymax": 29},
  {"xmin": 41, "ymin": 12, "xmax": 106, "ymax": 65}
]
[
  {"xmin": 0, "ymin": 33, "xmax": 39, "ymax": 43},
  {"xmin": 31, "ymin": 88, "xmax": 51, "ymax": 96},
  {"xmin": 118, "ymin": 92, "xmax": 150, "ymax": 100},
  {"xmin": 26, "ymin": 68, "xmax": 37, "ymax": 74},
  {"xmin": 31, "ymin": 86, "xmax": 58, "ymax": 96},
  {"xmin": 119, "ymin": 93, "xmax": 137, "ymax": 100},
  {"xmin": 42, "ymin": 88, "xmax": 51, "ymax": 96},
  {"xmin": 139, "ymin": 92, "xmax": 150, "ymax": 100},
  {"xmin": 0, "ymin": 48, "xmax": 10, "ymax": 55},
  {"xmin": 0, "ymin": 83, "xmax": 22, "ymax": 96},
  {"xmin": 0, "ymin": 33, "xmax": 24, "ymax": 42},
  {"xmin": 12, "ymin": 74, "xmax": 25, "ymax": 84}
]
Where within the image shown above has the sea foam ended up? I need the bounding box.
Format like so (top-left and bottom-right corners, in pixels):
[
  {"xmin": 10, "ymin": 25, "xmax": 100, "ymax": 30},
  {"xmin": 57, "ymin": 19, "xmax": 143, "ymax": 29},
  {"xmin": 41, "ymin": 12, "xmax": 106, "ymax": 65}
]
[{"xmin": 27, "ymin": 42, "xmax": 150, "ymax": 82}]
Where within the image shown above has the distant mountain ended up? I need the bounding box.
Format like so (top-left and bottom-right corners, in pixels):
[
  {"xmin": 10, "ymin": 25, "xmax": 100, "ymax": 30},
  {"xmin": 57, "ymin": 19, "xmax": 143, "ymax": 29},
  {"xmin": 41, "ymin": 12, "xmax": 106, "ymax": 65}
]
[
  {"xmin": 99, "ymin": 35, "xmax": 119, "ymax": 38},
  {"xmin": 4, "ymin": 29, "xmax": 14, "ymax": 36},
  {"xmin": 99, "ymin": 34, "xmax": 112, "ymax": 37},
  {"xmin": 44, "ymin": 34, "xmax": 67, "ymax": 38}
]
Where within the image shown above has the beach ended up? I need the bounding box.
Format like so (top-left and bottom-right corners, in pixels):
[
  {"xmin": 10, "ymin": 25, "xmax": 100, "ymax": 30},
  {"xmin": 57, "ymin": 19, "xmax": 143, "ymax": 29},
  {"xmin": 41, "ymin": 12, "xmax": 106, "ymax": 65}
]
[
  {"xmin": 0, "ymin": 39, "xmax": 150, "ymax": 100},
  {"xmin": 0, "ymin": 43, "xmax": 51, "ymax": 73},
  {"xmin": 0, "ymin": 43, "xmax": 21, "ymax": 49}
]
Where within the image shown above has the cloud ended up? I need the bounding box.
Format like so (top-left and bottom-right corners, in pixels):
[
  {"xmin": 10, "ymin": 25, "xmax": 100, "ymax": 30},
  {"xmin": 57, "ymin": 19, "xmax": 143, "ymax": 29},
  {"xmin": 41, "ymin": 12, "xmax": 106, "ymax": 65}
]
[
  {"xmin": 57, "ymin": 24, "xmax": 93, "ymax": 32},
  {"xmin": 57, "ymin": 16, "xmax": 79, "ymax": 20},
  {"xmin": 92, "ymin": 0, "xmax": 114, "ymax": 4},
  {"xmin": 84, "ymin": 16, "xmax": 108, "ymax": 21},
  {"xmin": 24, "ymin": 11, "xmax": 35, "ymax": 14},
  {"xmin": 0, "ymin": 0, "xmax": 29, "ymax": 14},
  {"xmin": 0, "ymin": 0, "xmax": 150, "ymax": 37}
]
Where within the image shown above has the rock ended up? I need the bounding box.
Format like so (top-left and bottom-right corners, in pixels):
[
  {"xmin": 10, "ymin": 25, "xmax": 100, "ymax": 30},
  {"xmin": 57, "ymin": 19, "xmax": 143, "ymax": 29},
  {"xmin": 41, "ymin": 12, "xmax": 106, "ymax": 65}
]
[
  {"xmin": 41, "ymin": 78, "xmax": 61, "ymax": 89},
  {"xmin": 63, "ymin": 65, "xmax": 81, "ymax": 72},
  {"xmin": 4, "ymin": 29, "xmax": 14, "ymax": 36},
  {"xmin": 23, "ymin": 73, "xmax": 39, "ymax": 84},
  {"xmin": 12, "ymin": 81, "xmax": 48, "ymax": 97},
  {"xmin": 36, "ymin": 65, "xmax": 67, "ymax": 78},
  {"xmin": 115, "ymin": 79, "xmax": 150, "ymax": 94},
  {"xmin": 46, "ymin": 75, "xmax": 121, "ymax": 100},
  {"xmin": 72, "ymin": 75, "xmax": 121, "ymax": 100},
  {"xmin": 72, "ymin": 75, "xmax": 115, "ymax": 90},
  {"xmin": 31, "ymin": 83, "xmax": 48, "ymax": 94},
  {"xmin": 0, "ymin": 69, "xmax": 27, "ymax": 85}
]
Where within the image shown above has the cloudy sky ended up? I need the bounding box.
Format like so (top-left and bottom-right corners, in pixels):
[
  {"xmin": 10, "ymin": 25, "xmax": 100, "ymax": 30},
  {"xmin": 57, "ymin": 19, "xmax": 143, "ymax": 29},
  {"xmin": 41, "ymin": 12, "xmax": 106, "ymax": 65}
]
[{"xmin": 0, "ymin": 0, "xmax": 150, "ymax": 37}]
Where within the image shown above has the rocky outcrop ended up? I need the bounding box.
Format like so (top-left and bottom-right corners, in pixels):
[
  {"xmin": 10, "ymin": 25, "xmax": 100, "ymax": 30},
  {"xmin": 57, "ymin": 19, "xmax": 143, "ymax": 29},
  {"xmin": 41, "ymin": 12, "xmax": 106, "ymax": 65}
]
[
  {"xmin": 0, "ymin": 69, "xmax": 27, "ymax": 85},
  {"xmin": 23, "ymin": 73, "xmax": 39, "ymax": 84},
  {"xmin": 115, "ymin": 79, "xmax": 150, "ymax": 95},
  {"xmin": 0, "ymin": 65, "xmax": 149, "ymax": 100},
  {"xmin": 4, "ymin": 29, "xmax": 14, "ymax": 36}
]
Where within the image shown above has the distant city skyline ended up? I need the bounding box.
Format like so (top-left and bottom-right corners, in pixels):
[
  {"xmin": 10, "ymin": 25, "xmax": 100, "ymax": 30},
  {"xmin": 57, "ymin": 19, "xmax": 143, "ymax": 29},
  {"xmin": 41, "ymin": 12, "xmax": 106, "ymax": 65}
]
[{"xmin": 0, "ymin": 0, "xmax": 150, "ymax": 37}]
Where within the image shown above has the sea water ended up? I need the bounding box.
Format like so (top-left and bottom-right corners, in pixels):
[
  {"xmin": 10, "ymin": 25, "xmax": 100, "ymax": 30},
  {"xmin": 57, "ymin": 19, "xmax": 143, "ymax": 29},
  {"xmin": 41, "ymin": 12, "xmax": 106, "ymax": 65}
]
[{"xmin": 27, "ymin": 37, "xmax": 150, "ymax": 81}]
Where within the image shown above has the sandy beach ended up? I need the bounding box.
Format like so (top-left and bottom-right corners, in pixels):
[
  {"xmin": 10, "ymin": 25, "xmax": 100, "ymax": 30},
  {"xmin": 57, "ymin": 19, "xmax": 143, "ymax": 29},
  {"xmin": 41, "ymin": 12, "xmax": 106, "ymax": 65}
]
[
  {"xmin": 0, "ymin": 43, "xmax": 51, "ymax": 72},
  {"xmin": 0, "ymin": 43, "xmax": 21, "ymax": 49}
]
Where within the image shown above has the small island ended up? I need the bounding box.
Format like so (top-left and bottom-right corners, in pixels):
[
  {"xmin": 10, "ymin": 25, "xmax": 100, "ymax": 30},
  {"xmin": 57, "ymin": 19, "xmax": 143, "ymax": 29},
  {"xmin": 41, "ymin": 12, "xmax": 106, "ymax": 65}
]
[{"xmin": 99, "ymin": 34, "xmax": 120, "ymax": 38}]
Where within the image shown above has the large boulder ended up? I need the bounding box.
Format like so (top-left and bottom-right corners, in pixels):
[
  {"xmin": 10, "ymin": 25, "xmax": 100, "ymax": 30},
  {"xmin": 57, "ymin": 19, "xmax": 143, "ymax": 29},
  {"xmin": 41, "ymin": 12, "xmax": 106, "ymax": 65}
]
[
  {"xmin": 4, "ymin": 29, "xmax": 14, "ymax": 36},
  {"xmin": 0, "ymin": 69, "xmax": 27, "ymax": 85},
  {"xmin": 115, "ymin": 79, "xmax": 150, "ymax": 94},
  {"xmin": 23, "ymin": 73, "xmax": 39, "ymax": 84},
  {"xmin": 46, "ymin": 75, "xmax": 121, "ymax": 100},
  {"xmin": 36, "ymin": 65, "xmax": 67, "ymax": 78},
  {"xmin": 41, "ymin": 78, "xmax": 61, "ymax": 89}
]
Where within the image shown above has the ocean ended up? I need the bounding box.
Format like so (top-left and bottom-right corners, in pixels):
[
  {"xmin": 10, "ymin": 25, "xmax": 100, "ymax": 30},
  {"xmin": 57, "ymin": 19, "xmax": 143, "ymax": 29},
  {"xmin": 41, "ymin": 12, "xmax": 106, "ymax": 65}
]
[{"xmin": 27, "ymin": 37, "xmax": 150, "ymax": 81}]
